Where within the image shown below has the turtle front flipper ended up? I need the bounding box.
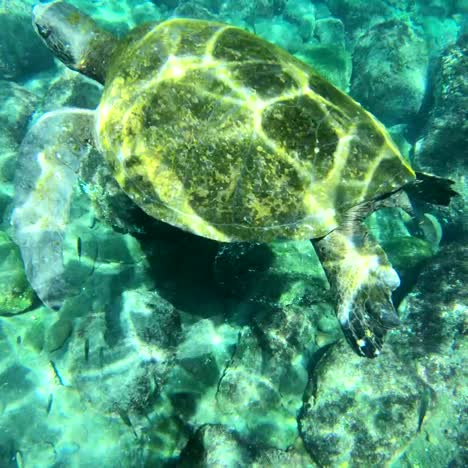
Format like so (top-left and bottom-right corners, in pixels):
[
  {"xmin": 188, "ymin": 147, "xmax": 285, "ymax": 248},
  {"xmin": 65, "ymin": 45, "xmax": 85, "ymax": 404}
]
[
  {"xmin": 10, "ymin": 108, "xmax": 95, "ymax": 310},
  {"xmin": 313, "ymin": 210, "xmax": 401, "ymax": 358}
]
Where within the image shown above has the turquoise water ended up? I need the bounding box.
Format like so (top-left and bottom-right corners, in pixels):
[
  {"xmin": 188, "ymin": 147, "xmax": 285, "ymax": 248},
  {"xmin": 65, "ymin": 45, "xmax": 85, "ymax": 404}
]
[{"xmin": 0, "ymin": 1, "xmax": 466, "ymax": 466}]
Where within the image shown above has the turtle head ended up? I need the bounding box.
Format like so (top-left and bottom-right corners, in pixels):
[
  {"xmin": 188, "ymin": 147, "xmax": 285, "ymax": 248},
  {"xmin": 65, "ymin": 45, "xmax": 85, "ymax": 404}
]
[{"xmin": 33, "ymin": 1, "xmax": 116, "ymax": 84}]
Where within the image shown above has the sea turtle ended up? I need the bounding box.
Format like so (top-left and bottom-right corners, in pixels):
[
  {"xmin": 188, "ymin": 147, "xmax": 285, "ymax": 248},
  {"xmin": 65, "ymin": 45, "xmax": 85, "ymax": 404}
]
[{"xmin": 12, "ymin": 0, "xmax": 456, "ymax": 358}]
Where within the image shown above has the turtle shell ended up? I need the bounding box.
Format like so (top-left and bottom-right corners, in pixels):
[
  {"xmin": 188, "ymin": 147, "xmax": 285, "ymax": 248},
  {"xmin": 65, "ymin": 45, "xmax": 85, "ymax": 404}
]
[{"xmin": 97, "ymin": 19, "xmax": 415, "ymax": 242}]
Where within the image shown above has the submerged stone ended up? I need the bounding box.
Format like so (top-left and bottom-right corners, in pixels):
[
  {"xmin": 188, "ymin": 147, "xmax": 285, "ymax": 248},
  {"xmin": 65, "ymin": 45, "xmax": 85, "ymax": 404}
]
[
  {"xmin": 414, "ymin": 35, "xmax": 468, "ymax": 176},
  {"xmin": 0, "ymin": 2, "xmax": 53, "ymax": 80},
  {"xmin": 0, "ymin": 231, "xmax": 34, "ymax": 315},
  {"xmin": 351, "ymin": 19, "xmax": 429, "ymax": 125},
  {"xmin": 299, "ymin": 340, "xmax": 426, "ymax": 467}
]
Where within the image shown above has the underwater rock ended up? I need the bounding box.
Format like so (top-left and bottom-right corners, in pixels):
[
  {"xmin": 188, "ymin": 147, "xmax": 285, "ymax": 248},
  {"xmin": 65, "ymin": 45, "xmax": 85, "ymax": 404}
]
[
  {"xmin": 324, "ymin": 0, "xmax": 399, "ymax": 34},
  {"xmin": 389, "ymin": 242, "xmax": 467, "ymax": 465},
  {"xmin": 71, "ymin": 288, "xmax": 181, "ymax": 412},
  {"xmin": 299, "ymin": 340, "xmax": 427, "ymax": 466},
  {"xmin": 252, "ymin": 444, "xmax": 316, "ymax": 467},
  {"xmin": 46, "ymin": 317, "xmax": 73, "ymax": 352},
  {"xmin": 174, "ymin": 1, "xmax": 219, "ymax": 20},
  {"xmin": 252, "ymin": 301, "xmax": 339, "ymax": 391},
  {"xmin": 297, "ymin": 16, "xmax": 351, "ymax": 90},
  {"xmin": 166, "ymin": 318, "xmax": 239, "ymax": 415},
  {"xmin": 179, "ymin": 424, "xmax": 250, "ymax": 466},
  {"xmin": 351, "ymin": 19, "xmax": 429, "ymax": 125},
  {"xmin": 219, "ymin": 0, "xmax": 285, "ymax": 28},
  {"xmin": 387, "ymin": 124, "xmax": 412, "ymax": 159},
  {"xmin": 0, "ymin": 81, "xmax": 38, "ymax": 144},
  {"xmin": 0, "ymin": 81, "xmax": 39, "ymax": 219},
  {"xmin": 415, "ymin": 0, "xmax": 457, "ymax": 17},
  {"xmin": 283, "ymin": 0, "xmax": 316, "ymax": 41},
  {"xmin": 174, "ymin": 319, "xmax": 237, "ymax": 391},
  {"xmin": 0, "ymin": 231, "xmax": 34, "ymax": 315},
  {"xmin": 213, "ymin": 328, "xmax": 303, "ymax": 449},
  {"xmin": 414, "ymin": 36, "xmax": 468, "ymax": 176},
  {"xmin": 214, "ymin": 241, "xmax": 329, "ymax": 307},
  {"xmin": 0, "ymin": 3, "xmax": 54, "ymax": 80},
  {"xmin": 254, "ymin": 17, "xmax": 302, "ymax": 52},
  {"xmin": 178, "ymin": 423, "xmax": 316, "ymax": 466},
  {"xmin": 413, "ymin": 36, "xmax": 467, "ymax": 242},
  {"xmin": 68, "ymin": 0, "xmax": 162, "ymax": 33},
  {"xmin": 395, "ymin": 242, "xmax": 467, "ymax": 359}
]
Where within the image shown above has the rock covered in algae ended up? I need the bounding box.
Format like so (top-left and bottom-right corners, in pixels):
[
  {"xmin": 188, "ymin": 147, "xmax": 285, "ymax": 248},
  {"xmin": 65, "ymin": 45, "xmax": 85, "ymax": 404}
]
[
  {"xmin": 351, "ymin": 19, "xmax": 429, "ymax": 125},
  {"xmin": 388, "ymin": 242, "xmax": 467, "ymax": 466},
  {"xmin": 214, "ymin": 240, "xmax": 329, "ymax": 306},
  {"xmin": 299, "ymin": 340, "xmax": 427, "ymax": 467},
  {"xmin": 414, "ymin": 35, "xmax": 468, "ymax": 176},
  {"xmin": 0, "ymin": 80, "xmax": 38, "ymax": 218},
  {"xmin": 178, "ymin": 423, "xmax": 316, "ymax": 466},
  {"xmin": 0, "ymin": 231, "xmax": 34, "ymax": 315},
  {"xmin": 0, "ymin": 1, "xmax": 53, "ymax": 80}
]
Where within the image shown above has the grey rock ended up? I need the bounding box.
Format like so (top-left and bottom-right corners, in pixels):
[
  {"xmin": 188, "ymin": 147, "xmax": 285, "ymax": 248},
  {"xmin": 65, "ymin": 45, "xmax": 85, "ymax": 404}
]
[
  {"xmin": 299, "ymin": 340, "xmax": 427, "ymax": 466},
  {"xmin": 0, "ymin": 5, "xmax": 54, "ymax": 80},
  {"xmin": 168, "ymin": 318, "xmax": 238, "ymax": 400},
  {"xmin": 178, "ymin": 423, "xmax": 317, "ymax": 466},
  {"xmin": 413, "ymin": 36, "xmax": 467, "ymax": 241},
  {"xmin": 72, "ymin": 288, "xmax": 181, "ymax": 413},
  {"xmin": 0, "ymin": 81, "xmax": 38, "ymax": 143},
  {"xmin": 179, "ymin": 424, "xmax": 250, "ymax": 466},
  {"xmin": 0, "ymin": 81, "xmax": 39, "ymax": 219},
  {"xmin": 351, "ymin": 20, "xmax": 429, "ymax": 125},
  {"xmin": 46, "ymin": 317, "xmax": 73, "ymax": 352},
  {"xmin": 0, "ymin": 231, "xmax": 34, "ymax": 315},
  {"xmin": 0, "ymin": 364, "xmax": 34, "ymax": 403},
  {"xmin": 324, "ymin": 0, "xmax": 399, "ymax": 33},
  {"xmin": 414, "ymin": 36, "xmax": 468, "ymax": 176},
  {"xmin": 284, "ymin": 0, "xmax": 316, "ymax": 40},
  {"xmin": 174, "ymin": 1, "xmax": 219, "ymax": 20},
  {"xmin": 215, "ymin": 328, "xmax": 302, "ymax": 448},
  {"xmin": 395, "ymin": 242, "xmax": 467, "ymax": 358},
  {"xmin": 254, "ymin": 17, "xmax": 302, "ymax": 53},
  {"xmin": 214, "ymin": 240, "xmax": 329, "ymax": 307},
  {"xmin": 389, "ymin": 242, "xmax": 467, "ymax": 465},
  {"xmin": 297, "ymin": 16, "xmax": 351, "ymax": 90}
]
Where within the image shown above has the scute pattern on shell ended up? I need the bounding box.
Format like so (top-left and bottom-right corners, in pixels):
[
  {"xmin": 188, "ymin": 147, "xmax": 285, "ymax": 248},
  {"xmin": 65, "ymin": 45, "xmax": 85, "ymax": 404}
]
[{"xmin": 97, "ymin": 19, "xmax": 414, "ymax": 242}]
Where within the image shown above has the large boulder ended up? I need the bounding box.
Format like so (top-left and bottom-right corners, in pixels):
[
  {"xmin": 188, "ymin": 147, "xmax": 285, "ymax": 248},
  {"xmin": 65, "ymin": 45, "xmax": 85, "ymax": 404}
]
[
  {"xmin": 414, "ymin": 36, "xmax": 468, "ymax": 177},
  {"xmin": 351, "ymin": 20, "xmax": 429, "ymax": 125},
  {"xmin": 0, "ymin": 81, "xmax": 38, "ymax": 219},
  {"xmin": 299, "ymin": 340, "xmax": 427, "ymax": 467},
  {"xmin": 0, "ymin": 2, "xmax": 54, "ymax": 80}
]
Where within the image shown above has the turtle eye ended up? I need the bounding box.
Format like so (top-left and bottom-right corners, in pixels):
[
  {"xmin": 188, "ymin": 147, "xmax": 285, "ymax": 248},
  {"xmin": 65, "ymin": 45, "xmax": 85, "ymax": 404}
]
[{"xmin": 35, "ymin": 23, "xmax": 52, "ymax": 40}]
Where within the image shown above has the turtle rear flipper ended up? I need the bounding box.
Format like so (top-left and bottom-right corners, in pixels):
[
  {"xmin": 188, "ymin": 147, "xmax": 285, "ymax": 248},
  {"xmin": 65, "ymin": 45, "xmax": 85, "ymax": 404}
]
[
  {"xmin": 404, "ymin": 172, "xmax": 458, "ymax": 206},
  {"xmin": 313, "ymin": 213, "xmax": 401, "ymax": 358},
  {"xmin": 11, "ymin": 108, "xmax": 95, "ymax": 310}
]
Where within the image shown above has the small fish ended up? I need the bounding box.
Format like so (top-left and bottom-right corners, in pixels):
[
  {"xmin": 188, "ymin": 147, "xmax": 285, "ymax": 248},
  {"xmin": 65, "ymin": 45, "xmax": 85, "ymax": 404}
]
[
  {"xmin": 15, "ymin": 450, "xmax": 24, "ymax": 468},
  {"xmin": 16, "ymin": 336, "xmax": 21, "ymax": 345},
  {"xmin": 115, "ymin": 406, "xmax": 138, "ymax": 438},
  {"xmin": 77, "ymin": 237, "xmax": 82, "ymax": 260},
  {"xmin": 417, "ymin": 386, "xmax": 433, "ymax": 432},
  {"xmin": 99, "ymin": 346, "xmax": 105, "ymax": 368},
  {"xmin": 84, "ymin": 338, "xmax": 90, "ymax": 362},
  {"xmin": 49, "ymin": 360, "xmax": 65, "ymax": 386},
  {"xmin": 46, "ymin": 393, "xmax": 53, "ymax": 414}
]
